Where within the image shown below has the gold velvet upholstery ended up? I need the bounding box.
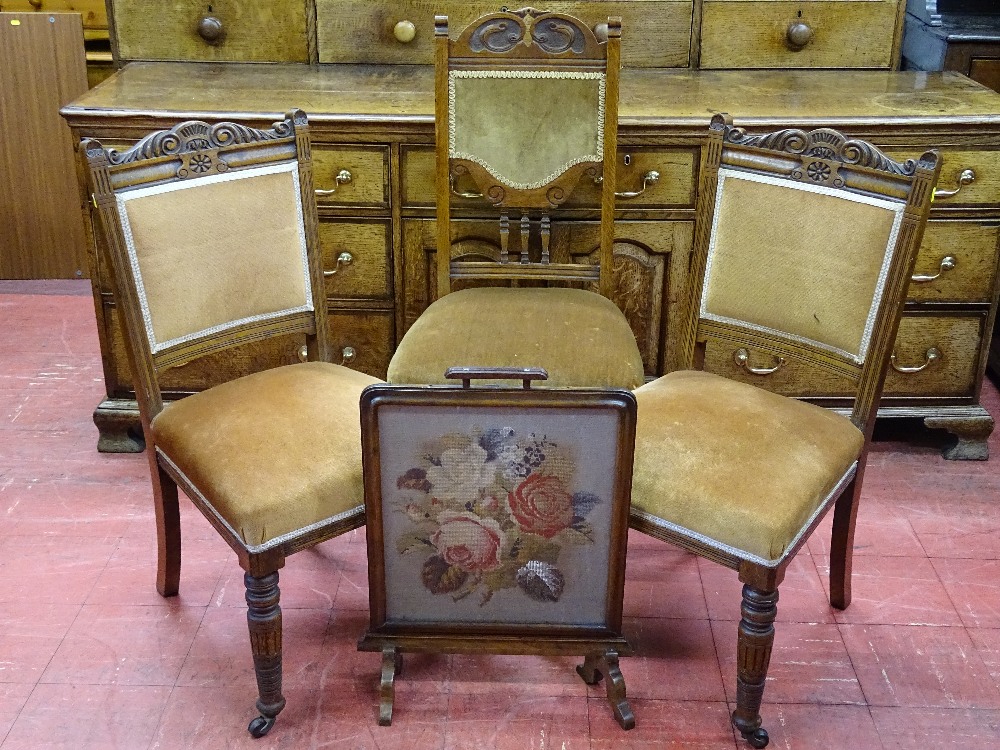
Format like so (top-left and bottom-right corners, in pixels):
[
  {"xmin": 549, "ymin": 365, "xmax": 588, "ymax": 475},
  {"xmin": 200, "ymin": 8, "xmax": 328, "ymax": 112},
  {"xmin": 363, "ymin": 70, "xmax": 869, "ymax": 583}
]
[
  {"xmin": 120, "ymin": 167, "xmax": 309, "ymax": 352},
  {"xmin": 630, "ymin": 370, "xmax": 863, "ymax": 562},
  {"xmin": 83, "ymin": 111, "xmax": 379, "ymax": 737},
  {"xmin": 450, "ymin": 73, "xmax": 604, "ymax": 188},
  {"xmin": 703, "ymin": 170, "xmax": 902, "ymax": 361},
  {"xmin": 628, "ymin": 115, "xmax": 939, "ymax": 748},
  {"xmin": 388, "ymin": 9, "xmax": 640, "ymax": 388},
  {"xmin": 152, "ymin": 362, "xmax": 379, "ymax": 548},
  {"xmin": 388, "ymin": 287, "xmax": 645, "ymax": 389}
]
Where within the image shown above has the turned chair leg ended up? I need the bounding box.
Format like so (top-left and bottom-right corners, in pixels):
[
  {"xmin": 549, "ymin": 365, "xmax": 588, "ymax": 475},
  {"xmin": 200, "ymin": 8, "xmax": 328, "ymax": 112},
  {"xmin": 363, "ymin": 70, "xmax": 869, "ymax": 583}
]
[
  {"xmin": 152, "ymin": 461, "xmax": 181, "ymax": 597},
  {"xmin": 245, "ymin": 571, "xmax": 285, "ymax": 738},
  {"xmin": 829, "ymin": 477, "xmax": 860, "ymax": 610},
  {"xmin": 732, "ymin": 584, "xmax": 778, "ymax": 749}
]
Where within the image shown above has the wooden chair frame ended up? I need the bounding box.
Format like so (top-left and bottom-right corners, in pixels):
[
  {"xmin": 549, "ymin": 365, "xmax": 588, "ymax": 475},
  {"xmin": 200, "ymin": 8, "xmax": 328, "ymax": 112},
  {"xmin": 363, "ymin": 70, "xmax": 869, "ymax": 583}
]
[
  {"xmin": 629, "ymin": 114, "xmax": 940, "ymax": 748},
  {"xmin": 434, "ymin": 8, "xmax": 621, "ymax": 299},
  {"xmin": 83, "ymin": 111, "xmax": 365, "ymax": 737}
]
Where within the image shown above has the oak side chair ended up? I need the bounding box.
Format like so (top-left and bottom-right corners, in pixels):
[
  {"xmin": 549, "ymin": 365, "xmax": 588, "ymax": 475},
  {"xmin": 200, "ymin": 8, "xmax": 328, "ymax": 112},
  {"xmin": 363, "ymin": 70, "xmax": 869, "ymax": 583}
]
[
  {"xmin": 83, "ymin": 110, "xmax": 381, "ymax": 738},
  {"xmin": 628, "ymin": 114, "xmax": 940, "ymax": 748},
  {"xmin": 386, "ymin": 8, "xmax": 645, "ymax": 390}
]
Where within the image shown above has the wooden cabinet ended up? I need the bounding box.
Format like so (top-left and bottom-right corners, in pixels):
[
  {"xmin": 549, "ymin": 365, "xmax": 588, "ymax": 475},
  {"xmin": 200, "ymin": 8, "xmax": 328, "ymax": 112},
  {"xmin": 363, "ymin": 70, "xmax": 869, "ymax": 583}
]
[
  {"xmin": 105, "ymin": 0, "xmax": 905, "ymax": 70},
  {"xmin": 62, "ymin": 64, "xmax": 1000, "ymax": 457}
]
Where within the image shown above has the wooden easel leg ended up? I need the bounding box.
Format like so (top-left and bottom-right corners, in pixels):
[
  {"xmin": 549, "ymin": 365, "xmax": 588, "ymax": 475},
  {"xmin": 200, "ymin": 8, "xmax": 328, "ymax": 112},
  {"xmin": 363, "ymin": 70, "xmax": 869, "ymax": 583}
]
[
  {"xmin": 576, "ymin": 650, "xmax": 635, "ymax": 730},
  {"xmin": 378, "ymin": 646, "xmax": 401, "ymax": 726}
]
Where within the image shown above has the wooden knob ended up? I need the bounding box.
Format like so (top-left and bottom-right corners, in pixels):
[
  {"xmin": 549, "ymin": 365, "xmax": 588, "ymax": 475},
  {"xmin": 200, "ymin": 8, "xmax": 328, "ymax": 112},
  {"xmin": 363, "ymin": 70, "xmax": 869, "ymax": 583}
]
[
  {"xmin": 786, "ymin": 21, "xmax": 813, "ymax": 50},
  {"xmin": 197, "ymin": 16, "xmax": 224, "ymax": 44},
  {"xmin": 393, "ymin": 20, "xmax": 416, "ymax": 43}
]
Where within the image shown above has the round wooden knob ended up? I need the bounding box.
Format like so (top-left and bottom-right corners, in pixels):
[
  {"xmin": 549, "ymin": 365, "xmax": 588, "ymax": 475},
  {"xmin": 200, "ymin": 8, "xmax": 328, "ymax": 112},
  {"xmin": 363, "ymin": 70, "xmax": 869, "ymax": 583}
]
[
  {"xmin": 393, "ymin": 20, "xmax": 416, "ymax": 43},
  {"xmin": 197, "ymin": 16, "xmax": 224, "ymax": 44},
  {"xmin": 786, "ymin": 22, "xmax": 813, "ymax": 50}
]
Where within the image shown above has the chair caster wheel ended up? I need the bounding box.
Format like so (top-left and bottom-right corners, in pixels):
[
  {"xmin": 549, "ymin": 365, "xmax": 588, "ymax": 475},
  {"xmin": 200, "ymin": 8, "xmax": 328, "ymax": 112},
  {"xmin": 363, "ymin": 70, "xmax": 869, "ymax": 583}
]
[
  {"xmin": 248, "ymin": 715, "xmax": 275, "ymax": 738},
  {"xmin": 741, "ymin": 728, "xmax": 769, "ymax": 749}
]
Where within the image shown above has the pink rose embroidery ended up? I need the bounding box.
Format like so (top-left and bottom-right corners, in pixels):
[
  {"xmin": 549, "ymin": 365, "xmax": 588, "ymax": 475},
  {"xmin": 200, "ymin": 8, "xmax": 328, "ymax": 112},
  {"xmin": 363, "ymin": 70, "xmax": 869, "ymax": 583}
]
[
  {"xmin": 430, "ymin": 512, "xmax": 506, "ymax": 573},
  {"xmin": 507, "ymin": 473, "xmax": 574, "ymax": 539}
]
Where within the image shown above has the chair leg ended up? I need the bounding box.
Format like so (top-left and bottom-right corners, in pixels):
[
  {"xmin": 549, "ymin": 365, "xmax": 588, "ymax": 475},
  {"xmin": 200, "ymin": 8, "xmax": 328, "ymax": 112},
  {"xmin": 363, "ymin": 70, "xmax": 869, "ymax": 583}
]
[
  {"xmin": 829, "ymin": 477, "xmax": 860, "ymax": 610},
  {"xmin": 152, "ymin": 460, "xmax": 181, "ymax": 597},
  {"xmin": 245, "ymin": 571, "xmax": 285, "ymax": 738},
  {"xmin": 732, "ymin": 584, "xmax": 778, "ymax": 749}
]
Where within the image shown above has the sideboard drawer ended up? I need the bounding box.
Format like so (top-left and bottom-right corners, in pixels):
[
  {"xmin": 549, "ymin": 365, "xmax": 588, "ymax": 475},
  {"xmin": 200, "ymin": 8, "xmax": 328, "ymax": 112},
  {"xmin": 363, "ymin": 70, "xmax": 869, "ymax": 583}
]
[
  {"xmin": 315, "ymin": 0, "xmax": 693, "ymax": 68},
  {"xmin": 400, "ymin": 146, "xmax": 697, "ymax": 210},
  {"xmin": 885, "ymin": 149, "xmax": 1000, "ymax": 208},
  {"xmin": 700, "ymin": 314, "xmax": 984, "ymax": 399},
  {"xmin": 318, "ymin": 220, "xmax": 392, "ymax": 301},
  {"xmin": 313, "ymin": 145, "xmax": 389, "ymax": 209},
  {"xmin": 327, "ymin": 310, "xmax": 394, "ymax": 379},
  {"xmin": 110, "ymin": 0, "xmax": 310, "ymax": 63},
  {"xmin": 907, "ymin": 220, "xmax": 1000, "ymax": 304},
  {"xmin": 700, "ymin": 1, "xmax": 900, "ymax": 69},
  {"xmin": 884, "ymin": 315, "xmax": 984, "ymax": 398}
]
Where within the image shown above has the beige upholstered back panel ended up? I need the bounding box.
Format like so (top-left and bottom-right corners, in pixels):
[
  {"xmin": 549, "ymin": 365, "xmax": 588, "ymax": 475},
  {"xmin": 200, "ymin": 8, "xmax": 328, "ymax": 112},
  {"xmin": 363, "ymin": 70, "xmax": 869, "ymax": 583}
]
[
  {"xmin": 701, "ymin": 169, "xmax": 903, "ymax": 362},
  {"xmin": 118, "ymin": 163, "xmax": 311, "ymax": 353},
  {"xmin": 450, "ymin": 71, "xmax": 603, "ymax": 188}
]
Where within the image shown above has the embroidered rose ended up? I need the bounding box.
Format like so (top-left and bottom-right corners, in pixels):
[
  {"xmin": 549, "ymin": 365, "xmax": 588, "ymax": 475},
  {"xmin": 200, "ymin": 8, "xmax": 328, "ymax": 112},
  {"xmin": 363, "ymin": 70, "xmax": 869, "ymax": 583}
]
[
  {"xmin": 507, "ymin": 473, "xmax": 574, "ymax": 539},
  {"xmin": 425, "ymin": 443, "xmax": 496, "ymax": 507},
  {"xmin": 430, "ymin": 512, "xmax": 506, "ymax": 573}
]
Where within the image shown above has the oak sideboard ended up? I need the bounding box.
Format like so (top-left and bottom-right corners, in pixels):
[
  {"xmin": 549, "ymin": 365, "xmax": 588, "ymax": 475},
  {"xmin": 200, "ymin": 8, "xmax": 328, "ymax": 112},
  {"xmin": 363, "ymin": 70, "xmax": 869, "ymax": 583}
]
[{"xmin": 62, "ymin": 63, "xmax": 1000, "ymax": 458}]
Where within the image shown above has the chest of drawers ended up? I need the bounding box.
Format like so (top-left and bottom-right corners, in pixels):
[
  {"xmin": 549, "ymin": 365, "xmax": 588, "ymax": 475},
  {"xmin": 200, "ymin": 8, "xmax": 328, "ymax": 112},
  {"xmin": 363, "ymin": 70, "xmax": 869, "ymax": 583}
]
[{"xmin": 62, "ymin": 63, "xmax": 1000, "ymax": 458}]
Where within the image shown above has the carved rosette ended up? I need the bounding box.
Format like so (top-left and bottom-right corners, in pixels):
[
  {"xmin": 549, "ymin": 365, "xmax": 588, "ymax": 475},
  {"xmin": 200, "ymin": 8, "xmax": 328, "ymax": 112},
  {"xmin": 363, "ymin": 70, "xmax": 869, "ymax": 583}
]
[
  {"xmin": 722, "ymin": 120, "xmax": 918, "ymax": 177},
  {"xmin": 97, "ymin": 116, "xmax": 296, "ymax": 174}
]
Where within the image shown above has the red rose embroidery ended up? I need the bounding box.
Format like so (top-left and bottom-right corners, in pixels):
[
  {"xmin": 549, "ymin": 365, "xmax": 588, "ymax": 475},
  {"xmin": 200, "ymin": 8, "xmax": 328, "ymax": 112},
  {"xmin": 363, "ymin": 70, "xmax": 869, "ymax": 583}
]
[
  {"xmin": 507, "ymin": 473, "xmax": 574, "ymax": 539},
  {"xmin": 430, "ymin": 512, "xmax": 505, "ymax": 573}
]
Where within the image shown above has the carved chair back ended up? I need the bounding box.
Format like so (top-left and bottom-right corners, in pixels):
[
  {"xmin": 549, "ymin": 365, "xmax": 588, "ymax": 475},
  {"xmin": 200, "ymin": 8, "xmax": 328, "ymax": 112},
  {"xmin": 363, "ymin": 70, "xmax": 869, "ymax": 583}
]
[
  {"xmin": 435, "ymin": 8, "xmax": 621, "ymax": 298},
  {"xmin": 683, "ymin": 114, "xmax": 940, "ymax": 435},
  {"xmin": 83, "ymin": 110, "xmax": 328, "ymax": 424}
]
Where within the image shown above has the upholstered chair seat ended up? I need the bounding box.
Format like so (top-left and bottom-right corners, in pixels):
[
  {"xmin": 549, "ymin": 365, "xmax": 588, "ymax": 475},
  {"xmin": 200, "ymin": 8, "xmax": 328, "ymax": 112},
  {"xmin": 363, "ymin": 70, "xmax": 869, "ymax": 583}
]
[
  {"xmin": 387, "ymin": 287, "xmax": 645, "ymax": 389},
  {"xmin": 151, "ymin": 362, "xmax": 379, "ymax": 547},
  {"xmin": 630, "ymin": 370, "xmax": 864, "ymax": 563}
]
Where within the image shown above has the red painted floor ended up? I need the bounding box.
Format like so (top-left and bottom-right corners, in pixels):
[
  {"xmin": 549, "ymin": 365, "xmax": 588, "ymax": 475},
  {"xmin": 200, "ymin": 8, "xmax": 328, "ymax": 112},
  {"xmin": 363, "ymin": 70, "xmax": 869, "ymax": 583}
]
[{"xmin": 2, "ymin": 280, "xmax": 1000, "ymax": 749}]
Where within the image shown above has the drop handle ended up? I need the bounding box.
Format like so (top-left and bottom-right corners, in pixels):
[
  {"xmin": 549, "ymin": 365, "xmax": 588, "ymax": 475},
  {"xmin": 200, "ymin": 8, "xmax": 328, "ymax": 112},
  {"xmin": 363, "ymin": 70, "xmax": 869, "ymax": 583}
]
[
  {"xmin": 323, "ymin": 252, "xmax": 354, "ymax": 278},
  {"xmin": 911, "ymin": 256, "xmax": 956, "ymax": 283},
  {"xmin": 593, "ymin": 170, "xmax": 660, "ymax": 199},
  {"xmin": 786, "ymin": 22, "xmax": 813, "ymax": 50},
  {"xmin": 891, "ymin": 347, "xmax": 940, "ymax": 374},
  {"xmin": 196, "ymin": 16, "xmax": 224, "ymax": 44},
  {"xmin": 314, "ymin": 169, "xmax": 353, "ymax": 197},
  {"xmin": 394, "ymin": 20, "xmax": 416, "ymax": 43},
  {"xmin": 933, "ymin": 169, "xmax": 976, "ymax": 199},
  {"xmin": 340, "ymin": 346, "xmax": 357, "ymax": 365},
  {"xmin": 734, "ymin": 348, "xmax": 786, "ymax": 376}
]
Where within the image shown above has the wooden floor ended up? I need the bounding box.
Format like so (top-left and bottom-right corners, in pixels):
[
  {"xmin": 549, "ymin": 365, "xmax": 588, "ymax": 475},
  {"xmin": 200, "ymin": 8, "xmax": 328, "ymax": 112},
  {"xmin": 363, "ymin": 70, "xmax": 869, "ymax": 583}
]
[{"xmin": 2, "ymin": 280, "xmax": 1000, "ymax": 749}]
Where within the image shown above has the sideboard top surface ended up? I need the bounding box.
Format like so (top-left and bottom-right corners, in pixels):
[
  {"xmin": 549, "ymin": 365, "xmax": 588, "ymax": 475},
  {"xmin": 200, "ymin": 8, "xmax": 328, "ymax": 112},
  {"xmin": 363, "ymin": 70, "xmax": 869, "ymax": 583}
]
[{"xmin": 62, "ymin": 62, "xmax": 1000, "ymax": 135}]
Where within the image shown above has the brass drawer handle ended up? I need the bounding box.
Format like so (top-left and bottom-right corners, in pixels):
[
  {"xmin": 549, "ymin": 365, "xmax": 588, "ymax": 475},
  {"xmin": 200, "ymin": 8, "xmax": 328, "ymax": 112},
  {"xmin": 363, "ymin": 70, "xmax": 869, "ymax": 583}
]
[
  {"xmin": 394, "ymin": 20, "xmax": 416, "ymax": 43},
  {"xmin": 734, "ymin": 348, "xmax": 785, "ymax": 375},
  {"xmin": 933, "ymin": 169, "xmax": 975, "ymax": 199},
  {"xmin": 315, "ymin": 169, "xmax": 353, "ymax": 197},
  {"xmin": 449, "ymin": 173, "xmax": 483, "ymax": 199},
  {"xmin": 297, "ymin": 345, "xmax": 308, "ymax": 362},
  {"xmin": 323, "ymin": 251, "xmax": 354, "ymax": 278},
  {"xmin": 891, "ymin": 347, "xmax": 941, "ymax": 374},
  {"xmin": 911, "ymin": 255, "xmax": 956, "ymax": 283},
  {"xmin": 786, "ymin": 22, "xmax": 813, "ymax": 50},
  {"xmin": 197, "ymin": 16, "xmax": 224, "ymax": 44},
  {"xmin": 341, "ymin": 346, "xmax": 357, "ymax": 365},
  {"xmin": 593, "ymin": 170, "xmax": 660, "ymax": 199}
]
